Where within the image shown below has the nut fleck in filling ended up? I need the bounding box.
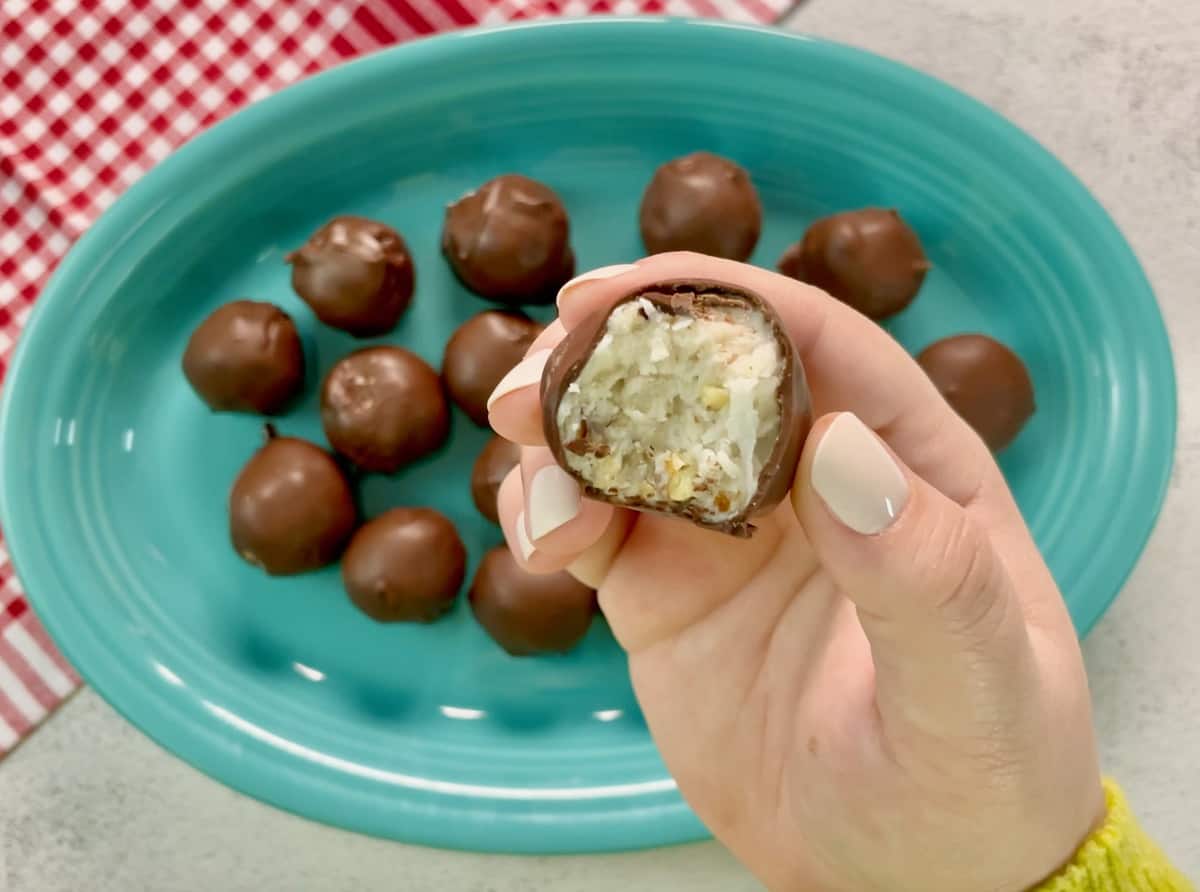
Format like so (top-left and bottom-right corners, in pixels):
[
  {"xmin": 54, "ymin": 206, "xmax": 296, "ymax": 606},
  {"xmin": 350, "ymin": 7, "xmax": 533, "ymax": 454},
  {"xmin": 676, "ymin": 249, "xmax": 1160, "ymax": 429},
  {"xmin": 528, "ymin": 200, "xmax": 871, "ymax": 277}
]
[{"xmin": 555, "ymin": 296, "xmax": 783, "ymax": 522}]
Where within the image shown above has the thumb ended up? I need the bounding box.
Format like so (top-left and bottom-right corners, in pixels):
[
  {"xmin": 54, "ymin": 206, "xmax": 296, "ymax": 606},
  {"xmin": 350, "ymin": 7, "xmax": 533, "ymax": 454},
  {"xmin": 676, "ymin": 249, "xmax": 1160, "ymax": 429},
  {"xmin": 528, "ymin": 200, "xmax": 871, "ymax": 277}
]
[{"xmin": 793, "ymin": 412, "xmax": 1038, "ymax": 744}]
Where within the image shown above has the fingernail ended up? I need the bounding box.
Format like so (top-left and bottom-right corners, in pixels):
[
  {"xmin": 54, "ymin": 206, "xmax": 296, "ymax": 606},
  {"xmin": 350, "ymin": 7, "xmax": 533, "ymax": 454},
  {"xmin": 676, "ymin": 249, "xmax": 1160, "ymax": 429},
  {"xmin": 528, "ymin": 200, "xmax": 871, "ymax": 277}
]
[
  {"xmin": 487, "ymin": 349, "xmax": 551, "ymax": 411},
  {"xmin": 556, "ymin": 264, "xmax": 639, "ymax": 309},
  {"xmin": 514, "ymin": 511, "xmax": 536, "ymax": 560},
  {"xmin": 811, "ymin": 413, "xmax": 909, "ymax": 535},
  {"xmin": 528, "ymin": 465, "xmax": 581, "ymax": 540}
]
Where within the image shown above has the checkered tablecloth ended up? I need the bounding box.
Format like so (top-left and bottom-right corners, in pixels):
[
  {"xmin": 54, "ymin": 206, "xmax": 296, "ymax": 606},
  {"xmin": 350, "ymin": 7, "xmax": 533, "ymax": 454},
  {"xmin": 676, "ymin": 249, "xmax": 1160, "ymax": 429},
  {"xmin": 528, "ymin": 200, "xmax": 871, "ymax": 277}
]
[{"xmin": 0, "ymin": 0, "xmax": 794, "ymax": 756}]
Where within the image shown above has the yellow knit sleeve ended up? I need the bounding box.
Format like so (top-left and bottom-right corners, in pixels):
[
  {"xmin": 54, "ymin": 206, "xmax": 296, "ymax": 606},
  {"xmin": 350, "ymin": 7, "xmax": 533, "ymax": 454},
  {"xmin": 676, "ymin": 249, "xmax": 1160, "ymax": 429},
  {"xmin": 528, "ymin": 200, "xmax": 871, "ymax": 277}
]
[{"xmin": 1035, "ymin": 781, "xmax": 1194, "ymax": 892}]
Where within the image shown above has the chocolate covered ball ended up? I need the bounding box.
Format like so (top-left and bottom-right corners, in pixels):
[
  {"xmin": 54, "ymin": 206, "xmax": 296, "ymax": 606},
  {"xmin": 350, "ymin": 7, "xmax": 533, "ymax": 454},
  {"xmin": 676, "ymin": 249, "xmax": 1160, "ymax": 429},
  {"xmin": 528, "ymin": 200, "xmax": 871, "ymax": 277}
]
[
  {"xmin": 229, "ymin": 429, "xmax": 357, "ymax": 575},
  {"xmin": 287, "ymin": 216, "xmax": 414, "ymax": 337},
  {"xmin": 541, "ymin": 280, "xmax": 812, "ymax": 538},
  {"xmin": 442, "ymin": 311, "xmax": 543, "ymax": 426},
  {"xmin": 182, "ymin": 300, "xmax": 305, "ymax": 415},
  {"xmin": 342, "ymin": 508, "xmax": 466, "ymax": 623},
  {"xmin": 469, "ymin": 547, "xmax": 597, "ymax": 656},
  {"xmin": 321, "ymin": 346, "xmax": 449, "ymax": 473},
  {"xmin": 639, "ymin": 152, "xmax": 762, "ymax": 261},
  {"xmin": 778, "ymin": 208, "xmax": 929, "ymax": 320},
  {"xmin": 471, "ymin": 435, "xmax": 522, "ymax": 524},
  {"xmin": 442, "ymin": 174, "xmax": 574, "ymax": 304},
  {"xmin": 916, "ymin": 334, "xmax": 1036, "ymax": 452}
]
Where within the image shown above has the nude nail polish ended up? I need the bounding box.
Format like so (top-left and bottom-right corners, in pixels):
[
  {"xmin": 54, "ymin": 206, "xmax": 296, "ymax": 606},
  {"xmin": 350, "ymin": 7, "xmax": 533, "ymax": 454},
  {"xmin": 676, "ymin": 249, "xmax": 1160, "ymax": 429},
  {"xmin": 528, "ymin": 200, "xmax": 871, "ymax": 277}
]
[
  {"xmin": 514, "ymin": 511, "xmax": 536, "ymax": 561},
  {"xmin": 528, "ymin": 465, "xmax": 581, "ymax": 540},
  {"xmin": 487, "ymin": 349, "xmax": 551, "ymax": 412},
  {"xmin": 811, "ymin": 413, "xmax": 910, "ymax": 535},
  {"xmin": 555, "ymin": 264, "xmax": 639, "ymax": 309}
]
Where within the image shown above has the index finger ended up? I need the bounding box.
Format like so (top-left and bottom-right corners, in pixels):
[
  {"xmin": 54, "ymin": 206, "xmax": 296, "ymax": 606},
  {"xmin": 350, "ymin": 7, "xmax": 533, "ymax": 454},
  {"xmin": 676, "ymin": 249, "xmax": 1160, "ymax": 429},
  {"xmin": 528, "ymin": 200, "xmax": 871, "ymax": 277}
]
[{"xmin": 554, "ymin": 252, "xmax": 1001, "ymax": 506}]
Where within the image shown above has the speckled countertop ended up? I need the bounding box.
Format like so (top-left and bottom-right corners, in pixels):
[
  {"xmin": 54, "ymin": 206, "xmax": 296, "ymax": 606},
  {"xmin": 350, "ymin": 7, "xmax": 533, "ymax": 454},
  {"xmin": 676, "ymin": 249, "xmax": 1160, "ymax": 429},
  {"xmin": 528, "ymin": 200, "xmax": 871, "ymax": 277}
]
[{"xmin": 2, "ymin": 1, "xmax": 1198, "ymax": 889}]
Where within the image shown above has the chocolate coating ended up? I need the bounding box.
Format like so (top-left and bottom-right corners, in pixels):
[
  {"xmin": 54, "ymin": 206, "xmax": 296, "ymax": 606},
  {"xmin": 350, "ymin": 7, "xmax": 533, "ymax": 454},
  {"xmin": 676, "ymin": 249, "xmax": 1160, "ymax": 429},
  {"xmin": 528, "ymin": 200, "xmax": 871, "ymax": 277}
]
[
  {"xmin": 471, "ymin": 435, "xmax": 521, "ymax": 524},
  {"xmin": 469, "ymin": 547, "xmax": 597, "ymax": 656},
  {"xmin": 342, "ymin": 508, "xmax": 466, "ymax": 623},
  {"xmin": 916, "ymin": 334, "xmax": 1036, "ymax": 452},
  {"xmin": 778, "ymin": 208, "xmax": 929, "ymax": 320},
  {"xmin": 639, "ymin": 152, "xmax": 762, "ymax": 261},
  {"xmin": 442, "ymin": 174, "xmax": 574, "ymax": 304},
  {"xmin": 229, "ymin": 431, "xmax": 357, "ymax": 575},
  {"xmin": 442, "ymin": 311, "xmax": 543, "ymax": 426},
  {"xmin": 541, "ymin": 281, "xmax": 812, "ymax": 537},
  {"xmin": 182, "ymin": 300, "xmax": 305, "ymax": 414},
  {"xmin": 287, "ymin": 216, "xmax": 414, "ymax": 337},
  {"xmin": 321, "ymin": 346, "xmax": 449, "ymax": 473}
]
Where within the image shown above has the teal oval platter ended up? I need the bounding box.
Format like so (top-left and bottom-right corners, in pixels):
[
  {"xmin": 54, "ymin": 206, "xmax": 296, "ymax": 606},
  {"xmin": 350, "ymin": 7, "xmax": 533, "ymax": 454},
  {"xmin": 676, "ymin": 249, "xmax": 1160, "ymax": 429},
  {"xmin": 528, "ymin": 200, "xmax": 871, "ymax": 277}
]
[{"xmin": 0, "ymin": 19, "xmax": 1175, "ymax": 853}]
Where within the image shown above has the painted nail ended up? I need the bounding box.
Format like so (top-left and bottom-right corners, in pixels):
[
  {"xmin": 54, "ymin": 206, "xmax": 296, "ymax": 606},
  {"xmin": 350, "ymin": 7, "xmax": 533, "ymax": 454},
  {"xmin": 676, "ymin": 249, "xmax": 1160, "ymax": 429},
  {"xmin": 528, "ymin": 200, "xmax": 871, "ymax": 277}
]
[
  {"xmin": 528, "ymin": 465, "xmax": 581, "ymax": 540},
  {"xmin": 514, "ymin": 511, "xmax": 536, "ymax": 560},
  {"xmin": 556, "ymin": 264, "xmax": 639, "ymax": 309},
  {"xmin": 487, "ymin": 349, "xmax": 551, "ymax": 411},
  {"xmin": 811, "ymin": 413, "xmax": 910, "ymax": 535}
]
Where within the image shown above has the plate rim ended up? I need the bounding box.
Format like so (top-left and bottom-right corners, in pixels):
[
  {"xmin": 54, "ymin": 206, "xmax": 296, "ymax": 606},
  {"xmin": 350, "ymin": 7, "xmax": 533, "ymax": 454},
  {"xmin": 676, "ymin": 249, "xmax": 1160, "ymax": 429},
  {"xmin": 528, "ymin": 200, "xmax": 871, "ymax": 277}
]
[{"xmin": 0, "ymin": 17, "xmax": 1176, "ymax": 853}]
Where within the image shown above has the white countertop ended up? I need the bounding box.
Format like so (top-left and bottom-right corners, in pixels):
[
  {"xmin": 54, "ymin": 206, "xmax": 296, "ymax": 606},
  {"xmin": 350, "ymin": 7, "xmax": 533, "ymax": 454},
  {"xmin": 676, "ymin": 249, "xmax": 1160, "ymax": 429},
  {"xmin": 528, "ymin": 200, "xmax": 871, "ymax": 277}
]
[{"xmin": 2, "ymin": 1, "xmax": 1198, "ymax": 888}]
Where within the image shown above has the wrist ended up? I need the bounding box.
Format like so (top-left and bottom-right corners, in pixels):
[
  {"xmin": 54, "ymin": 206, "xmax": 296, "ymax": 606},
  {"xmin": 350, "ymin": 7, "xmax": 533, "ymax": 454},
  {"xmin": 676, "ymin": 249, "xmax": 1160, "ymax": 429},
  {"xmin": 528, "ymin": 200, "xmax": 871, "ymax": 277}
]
[
  {"xmin": 1030, "ymin": 780, "xmax": 1190, "ymax": 892},
  {"xmin": 1022, "ymin": 781, "xmax": 1109, "ymax": 892}
]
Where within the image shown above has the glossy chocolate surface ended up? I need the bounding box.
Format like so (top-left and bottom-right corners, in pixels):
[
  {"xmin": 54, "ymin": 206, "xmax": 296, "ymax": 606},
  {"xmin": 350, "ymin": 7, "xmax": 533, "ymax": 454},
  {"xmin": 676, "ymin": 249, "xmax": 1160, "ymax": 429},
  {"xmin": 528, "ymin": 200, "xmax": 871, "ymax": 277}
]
[
  {"xmin": 182, "ymin": 300, "xmax": 305, "ymax": 415},
  {"xmin": 469, "ymin": 547, "xmax": 597, "ymax": 656},
  {"xmin": 471, "ymin": 435, "xmax": 522, "ymax": 524},
  {"xmin": 917, "ymin": 333, "xmax": 1036, "ymax": 451},
  {"xmin": 443, "ymin": 311, "xmax": 542, "ymax": 426},
  {"xmin": 287, "ymin": 216, "xmax": 414, "ymax": 336},
  {"xmin": 342, "ymin": 508, "xmax": 466, "ymax": 623},
  {"xmin": 778, "ymin": 208, "xmax": 928, "ymax": 319},
  {"xmin": 442, "ymin": 174, "xmax": 574, "ymax": 304},
  {"xmin": 321, "ymin": 346, "xmax": 449, "ymax": 473},
  {"xmin": 229, "ymin": 431, "xmax": 357, "ymax": 575},
  {"xmin": 639, "ymin": 152, "xmax": 762, "ymax": 261}
]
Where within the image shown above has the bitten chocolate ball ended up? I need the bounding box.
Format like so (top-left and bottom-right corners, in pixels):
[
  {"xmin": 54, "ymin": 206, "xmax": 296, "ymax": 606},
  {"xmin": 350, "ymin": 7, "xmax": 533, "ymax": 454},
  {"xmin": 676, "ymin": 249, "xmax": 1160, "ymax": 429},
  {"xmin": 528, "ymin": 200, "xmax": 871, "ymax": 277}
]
[
  {"xmin": 342, "ymin": 508, "xmax": 466, "ymax": 623},
  {"xmin": 321, "ymin": 346, "xmax": 449, "ymax": 473},
  {"xmin": 229, "ymin": 429, "xmax": 357, "ymax": 575},
  {"xmin": 442, "ymin": 174, "xmax": 574, "ymax": 304},
  {"xmin": 286, "ymin": 216, "xmax": 414, "ymax": 336},
  {"xmin": 916, "ymin": 334, "xmax": 1036, "ymax": 452},
  {"xmin": 182, "ymin": 300, "xmax": 305, "ymax": 414},
  {"xmin": 469, "ymin": 547, "xmax": 597, "ymax": 656},
  {"xmin": 639, "ymin": 152, "xmax": 762, "ymax": 261},
  {"xmin": 778, "ymin": 208, "xmax": 929, "ymax": 320},
  {"xmin": 442, "ymin": 311, "xmax": 543, "ymax": 426},
  {"xmin": 542, "ymin": 280, "xmax": 812, "ymax": 537},
  {"xmin": 471, "ymin": 435, "xmax": 521, "ymax": 524}
]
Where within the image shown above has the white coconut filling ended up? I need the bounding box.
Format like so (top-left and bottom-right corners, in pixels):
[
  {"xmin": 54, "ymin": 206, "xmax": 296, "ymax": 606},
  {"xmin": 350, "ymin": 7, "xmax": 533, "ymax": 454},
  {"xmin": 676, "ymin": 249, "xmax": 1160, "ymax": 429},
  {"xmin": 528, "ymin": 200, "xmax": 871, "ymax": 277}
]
[{"xmin": 555, "ymin": 297, "xmax": 782, "ymax": 521}]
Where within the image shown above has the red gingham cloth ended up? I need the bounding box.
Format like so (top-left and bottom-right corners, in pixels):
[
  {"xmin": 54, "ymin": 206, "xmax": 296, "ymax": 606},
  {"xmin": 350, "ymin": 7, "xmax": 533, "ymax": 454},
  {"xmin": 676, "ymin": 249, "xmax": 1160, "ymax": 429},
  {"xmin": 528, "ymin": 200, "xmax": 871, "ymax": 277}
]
[{"xmin": 0, "ymin": 0, "xmax": 793, "ymax": 756}]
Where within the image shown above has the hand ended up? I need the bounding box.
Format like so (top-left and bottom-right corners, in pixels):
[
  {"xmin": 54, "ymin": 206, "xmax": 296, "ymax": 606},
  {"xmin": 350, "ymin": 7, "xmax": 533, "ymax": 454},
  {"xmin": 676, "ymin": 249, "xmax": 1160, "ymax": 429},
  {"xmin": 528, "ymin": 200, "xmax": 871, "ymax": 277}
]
[{"xmin": 488, "ymin": 253, "xmax": 1104, "ymax": 892}]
